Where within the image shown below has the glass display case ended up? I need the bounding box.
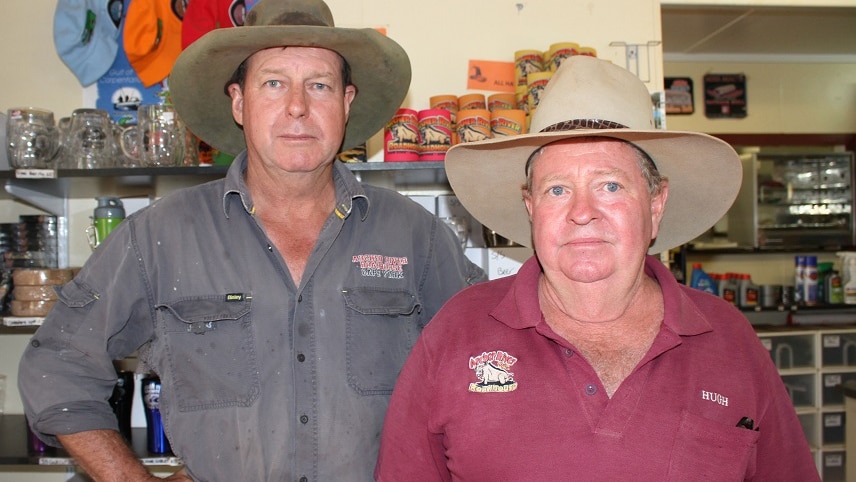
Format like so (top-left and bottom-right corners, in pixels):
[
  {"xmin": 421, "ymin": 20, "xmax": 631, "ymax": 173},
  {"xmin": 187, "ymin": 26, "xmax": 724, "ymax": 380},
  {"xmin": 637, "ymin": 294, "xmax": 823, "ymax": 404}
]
[{"xmin": 729, "ymin": 152, "xmax": 855, "ymax": 249}]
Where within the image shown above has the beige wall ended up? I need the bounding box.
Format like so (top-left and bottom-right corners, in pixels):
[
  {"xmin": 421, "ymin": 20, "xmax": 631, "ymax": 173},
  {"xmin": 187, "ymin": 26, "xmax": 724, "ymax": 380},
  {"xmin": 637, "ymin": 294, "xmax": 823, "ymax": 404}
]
[
  {"xmin": 0, "ymin": 3, "xmax": 663, "ymax": 479},
  {"xmin": 664, "ymin": 61, "xmax": 856, "ymax": 134}
]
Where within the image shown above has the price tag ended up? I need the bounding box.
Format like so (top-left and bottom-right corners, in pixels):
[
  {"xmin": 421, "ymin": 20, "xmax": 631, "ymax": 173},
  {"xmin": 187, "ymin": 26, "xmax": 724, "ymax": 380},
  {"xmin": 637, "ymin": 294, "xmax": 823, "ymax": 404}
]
[
  {"xmin": 2, "ymin": 316, "xmax": 44, "ymax": 327},
  {"xmin": 824, "ymin": 335, "xmax": 841, "ymax": 348},
  {"xmin": 15, "ymin": 169, "xmax": 57, "ymax": 179}
]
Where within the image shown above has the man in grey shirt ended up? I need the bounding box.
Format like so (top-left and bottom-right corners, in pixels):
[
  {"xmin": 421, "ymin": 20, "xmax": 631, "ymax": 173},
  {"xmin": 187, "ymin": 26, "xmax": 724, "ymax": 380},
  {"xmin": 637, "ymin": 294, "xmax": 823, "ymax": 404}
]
[{"xmin": 18, "ymin": 0, "xmax": 485, "ymax": 480}]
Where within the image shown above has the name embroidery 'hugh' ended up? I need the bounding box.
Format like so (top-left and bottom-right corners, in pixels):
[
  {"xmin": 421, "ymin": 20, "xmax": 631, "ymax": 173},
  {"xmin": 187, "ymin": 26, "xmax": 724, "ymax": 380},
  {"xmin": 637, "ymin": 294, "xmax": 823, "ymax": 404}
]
[{"xmin": 468, "ymin": 350, "xmax": 518, "ymax": 393}]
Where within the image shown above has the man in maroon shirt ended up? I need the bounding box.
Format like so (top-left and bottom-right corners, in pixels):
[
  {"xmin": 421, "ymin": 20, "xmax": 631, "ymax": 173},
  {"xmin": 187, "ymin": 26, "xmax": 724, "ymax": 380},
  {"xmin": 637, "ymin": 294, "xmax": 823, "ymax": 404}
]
[{"xmin": 376, "ymin": 56, "xmax": 819, "ymax": 481}]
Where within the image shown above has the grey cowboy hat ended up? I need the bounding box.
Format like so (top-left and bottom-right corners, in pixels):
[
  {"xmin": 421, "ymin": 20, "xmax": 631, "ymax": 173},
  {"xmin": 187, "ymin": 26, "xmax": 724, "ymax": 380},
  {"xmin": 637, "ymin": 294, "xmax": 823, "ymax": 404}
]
[{"xmin": 169, "ymin": 0, "xmax": 412, "ymax": 156}]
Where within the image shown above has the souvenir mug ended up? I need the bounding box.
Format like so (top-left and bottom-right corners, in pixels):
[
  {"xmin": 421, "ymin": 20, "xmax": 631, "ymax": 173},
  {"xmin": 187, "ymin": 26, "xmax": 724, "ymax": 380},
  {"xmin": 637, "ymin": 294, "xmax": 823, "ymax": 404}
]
[
  {"xmin": 120, "ymin": 104, "xmax": 183, "ymax": 167},
  {"xmin": 6, "ymin": 108, "xmax": 59, "ymax": 168},
  {"xmin": 66, "ymin": 109, "xmax": 115, "ymax": 169}
]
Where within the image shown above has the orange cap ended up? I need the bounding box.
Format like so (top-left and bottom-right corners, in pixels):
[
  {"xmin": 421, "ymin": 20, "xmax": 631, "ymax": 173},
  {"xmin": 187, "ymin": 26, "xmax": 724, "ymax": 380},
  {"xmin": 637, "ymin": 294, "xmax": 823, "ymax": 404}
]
[{"xmin": 123, "ymin": 0, "xmax": 183, "ymax": 87}]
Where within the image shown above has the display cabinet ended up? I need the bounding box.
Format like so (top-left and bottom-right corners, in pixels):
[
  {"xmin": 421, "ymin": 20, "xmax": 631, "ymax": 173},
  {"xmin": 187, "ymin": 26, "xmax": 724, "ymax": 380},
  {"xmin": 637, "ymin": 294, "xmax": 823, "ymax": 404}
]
[
  {"xmin": 757, "ymin": 325, "xmax": 856, "ymax": 481},
  {"xmin": 730, "ymin": 152, "xmax": 855, "ymax": 249}
]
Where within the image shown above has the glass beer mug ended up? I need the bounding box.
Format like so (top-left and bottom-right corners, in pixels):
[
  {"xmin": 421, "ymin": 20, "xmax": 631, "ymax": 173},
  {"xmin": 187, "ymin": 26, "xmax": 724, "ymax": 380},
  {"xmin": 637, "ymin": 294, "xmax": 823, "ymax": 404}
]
[{"xmin": 6, "ymin": 108, "xmax": 59, "ymax": 168}]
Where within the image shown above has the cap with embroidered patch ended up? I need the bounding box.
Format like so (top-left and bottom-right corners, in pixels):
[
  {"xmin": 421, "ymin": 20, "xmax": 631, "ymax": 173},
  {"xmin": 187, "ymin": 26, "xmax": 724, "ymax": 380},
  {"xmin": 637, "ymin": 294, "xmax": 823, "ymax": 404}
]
[
  {"xmin": 181, "ymin": 0, "xmax": 250, "ymax": 49},
  {"xmin": 53, "ymin": 0, "xmax": 123, "ymax": 87},
  {"xmin": 123, "ymin": 0, "xmax": 183, "ymax": 88}
]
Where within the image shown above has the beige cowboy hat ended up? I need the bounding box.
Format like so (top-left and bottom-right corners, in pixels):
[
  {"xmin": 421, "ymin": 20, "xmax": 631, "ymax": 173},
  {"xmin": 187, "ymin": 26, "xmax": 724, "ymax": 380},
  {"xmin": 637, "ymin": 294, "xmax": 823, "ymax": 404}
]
[
  {"xmin": 169, "ymin": 0, "xmax": 412, "ymax": 156},
  {"xmin": 445, "ymin": 55, "xmax": 742, "ymax": 254}
]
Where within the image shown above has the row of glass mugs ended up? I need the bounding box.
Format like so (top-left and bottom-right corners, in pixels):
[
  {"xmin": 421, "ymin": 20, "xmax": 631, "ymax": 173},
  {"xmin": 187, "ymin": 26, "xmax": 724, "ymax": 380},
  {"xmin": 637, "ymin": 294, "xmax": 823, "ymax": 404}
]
[{"xmin": 6, "ymin": 105, "xmax": 198, "ymax": 169}]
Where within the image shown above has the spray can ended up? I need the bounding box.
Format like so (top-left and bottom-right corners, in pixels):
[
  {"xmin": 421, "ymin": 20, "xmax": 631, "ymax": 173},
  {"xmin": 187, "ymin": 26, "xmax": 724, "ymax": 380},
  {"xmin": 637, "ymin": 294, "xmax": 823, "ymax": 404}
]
[
  {"xmin": 794, "ymin": 255, "xmax": 806, "ymax": 305},
  {"xmin": 142, "ymin": 375, "xmax": 171, "ymax": 454},
  {"xmin": 803, "ymin": 256, "xmax": 818, "ymax": 306}
]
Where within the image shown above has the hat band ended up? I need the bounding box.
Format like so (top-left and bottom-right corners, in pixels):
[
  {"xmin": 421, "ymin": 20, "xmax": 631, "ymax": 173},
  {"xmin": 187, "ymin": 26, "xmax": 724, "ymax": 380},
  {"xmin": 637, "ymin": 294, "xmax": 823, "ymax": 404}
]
[{"xmin": 540, "ymin": 119, "xmax": 628, "ymax": 132}]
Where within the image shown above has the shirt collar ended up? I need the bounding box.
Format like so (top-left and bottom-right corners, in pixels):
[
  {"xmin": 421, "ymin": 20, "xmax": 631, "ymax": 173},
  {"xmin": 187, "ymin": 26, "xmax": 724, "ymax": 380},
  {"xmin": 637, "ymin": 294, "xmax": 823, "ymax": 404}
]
[
  {"xmin": 221, "ymin": 153, "xmax": 369, "ymax": 220},
  {"xmin": 494, "ymin": 254, "xmax": 713, "ymax": 337}
]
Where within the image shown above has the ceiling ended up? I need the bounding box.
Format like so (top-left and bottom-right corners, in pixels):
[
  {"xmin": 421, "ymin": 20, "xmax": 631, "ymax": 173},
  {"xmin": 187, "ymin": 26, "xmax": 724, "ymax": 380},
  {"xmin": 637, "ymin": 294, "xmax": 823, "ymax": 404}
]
[{"xmin": 661, "ymin": 5, "xmax": 856, "ymax": 62}]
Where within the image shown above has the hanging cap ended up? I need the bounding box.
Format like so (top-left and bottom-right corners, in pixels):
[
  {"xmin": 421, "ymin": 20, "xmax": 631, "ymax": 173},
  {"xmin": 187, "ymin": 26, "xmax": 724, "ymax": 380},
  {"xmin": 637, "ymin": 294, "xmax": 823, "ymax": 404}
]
[
  {"xmin": 53, "ymin": 0, "xmax": 123, "ymax": 86},
  {"xmin": 123, "ymin": 0, "xmax": 183, "ymax": 87}
]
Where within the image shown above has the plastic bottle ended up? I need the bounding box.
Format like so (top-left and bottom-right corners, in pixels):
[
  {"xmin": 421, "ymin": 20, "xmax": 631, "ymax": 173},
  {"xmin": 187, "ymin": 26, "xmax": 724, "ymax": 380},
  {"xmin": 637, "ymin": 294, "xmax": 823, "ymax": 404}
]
[
  {"xmin": 690, "ymin": 263, "xmax": 717, "ymax": 296},
  {"xmin": 817, "ymin": 262, "xmax": 834, "ymax": 305},
  {"xmin": 794, "ymin": 255, "xmax": 806, "ymax": 305},
  {"xmin": 738, "ymin": 273, "xmax": 760, "ymax": 308},
  {"xmin": 720, "ymin": 272, "xmax": 739, "ymax": 306},
  {"xmin": 803, "ymin": 256, "xmax": 818, "ymax": 306},
  {"xmin": 838, "ymin": 252, "xmax": 856, "ymax": 305},
  {"xmin": 827, "ymin": 270, "xmax": 844, "ymax": 304}
]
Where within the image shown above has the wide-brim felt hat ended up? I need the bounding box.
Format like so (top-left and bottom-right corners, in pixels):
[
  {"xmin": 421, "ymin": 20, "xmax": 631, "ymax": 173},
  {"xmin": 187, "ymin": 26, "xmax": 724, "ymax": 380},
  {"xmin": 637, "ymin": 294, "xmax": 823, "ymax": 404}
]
[
  {"xmin": 169, "ymin": 0, "xmax": 412, "ymax": 156},
  {"xmin": 445, "ymin": 55, "xmax": 742, "ymax": 254}
]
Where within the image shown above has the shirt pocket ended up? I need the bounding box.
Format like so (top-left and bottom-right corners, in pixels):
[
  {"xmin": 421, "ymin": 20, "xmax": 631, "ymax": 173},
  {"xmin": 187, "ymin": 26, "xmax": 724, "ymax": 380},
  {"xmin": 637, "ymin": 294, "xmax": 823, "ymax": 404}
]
[
  {"xmin": 342, "ymin": 287, "xmax": 421, "ymax": 396},
  {"xmin": 157, "ymin": 295, "xmax": 260, "ymax": 412},
  {"xmin": 667, "ymin": 410, "xmax": 760, "ymax": 480}
]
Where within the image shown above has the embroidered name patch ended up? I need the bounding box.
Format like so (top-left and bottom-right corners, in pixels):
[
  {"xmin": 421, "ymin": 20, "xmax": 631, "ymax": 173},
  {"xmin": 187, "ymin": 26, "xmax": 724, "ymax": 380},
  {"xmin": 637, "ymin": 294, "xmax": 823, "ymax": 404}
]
[
  {"xmin": 352, "ymin": 254, "xmax": 408, "ymax": 279},
  {"xmin": 468, "ymin": 350, "xmax": 518, "ymax": 393}
]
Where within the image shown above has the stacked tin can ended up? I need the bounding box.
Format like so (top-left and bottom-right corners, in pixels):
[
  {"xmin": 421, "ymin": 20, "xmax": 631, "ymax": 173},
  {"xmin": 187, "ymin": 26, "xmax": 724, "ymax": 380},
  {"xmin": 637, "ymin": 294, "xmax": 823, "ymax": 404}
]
[{"xmin": 1, "ymin": 215, "xmax": 59, "ymax": 269}]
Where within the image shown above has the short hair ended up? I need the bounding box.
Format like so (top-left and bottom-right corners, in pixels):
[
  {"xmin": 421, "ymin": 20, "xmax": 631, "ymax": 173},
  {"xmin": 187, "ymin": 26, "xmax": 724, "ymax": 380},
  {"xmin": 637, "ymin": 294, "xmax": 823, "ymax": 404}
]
[
  {"xmin": 523, "ymin": 137, "xmax": 666, "ymax": 196},
  {"xmin": 223, "ymin": 49, "xmax": 354, "ymax": 96}
]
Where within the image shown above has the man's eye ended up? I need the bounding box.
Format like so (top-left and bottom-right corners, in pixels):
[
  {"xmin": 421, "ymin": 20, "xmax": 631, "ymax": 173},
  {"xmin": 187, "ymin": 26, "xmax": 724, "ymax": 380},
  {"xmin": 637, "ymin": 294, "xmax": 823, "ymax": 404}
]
[
  {"xmin": 312, "ymin": 82, "xmax": 330, "ymax": 90},
  {"xmin": 605, "ymin": 182, "xmax": 620, "ymax": 193},
  {"xmin": 549, "ymin": 186, "xmax": 564, "ymax": 196},
  {"xmin": 264, "ymin": 80, "xmax": 281, "ymax": 88}
]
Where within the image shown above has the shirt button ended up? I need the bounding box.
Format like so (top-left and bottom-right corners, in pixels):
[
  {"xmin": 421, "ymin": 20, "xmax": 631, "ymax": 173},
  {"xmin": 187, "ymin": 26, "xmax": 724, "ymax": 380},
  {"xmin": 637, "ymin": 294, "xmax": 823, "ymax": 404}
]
[
  {"xmin": 300, "ymin": 415, "xmax": 309, "ymax": 424},
  {"xmin": 298, "ymin": 294, "xmax": 303, "ymax": 302},
  {"xmin": 31, "ymin": 339, "xmax": 40, "ymax": 348},
  {"xmin": 585, "ymin": 384, "xmax": 597, "ymax": 396},
  {"xmin": 299, "ymin": 477, "xmax": 308, "ymax": 482},
  {"xmin": 297, "ymin": 353, "xmax": 306, "ymax": 362},
  {"xmin": 267, "ymin": 244, "xmax": 273, "ymax": 252},
  {"xmin": 564, "ymin": 348, "xmax": 573, "ymax": 357}
]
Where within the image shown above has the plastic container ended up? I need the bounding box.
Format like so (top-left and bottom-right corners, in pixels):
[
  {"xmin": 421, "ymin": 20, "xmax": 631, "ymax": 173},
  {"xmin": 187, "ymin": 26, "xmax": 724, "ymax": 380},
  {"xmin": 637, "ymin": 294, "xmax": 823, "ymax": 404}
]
[
  {"xmin": 690, "ymin": 263, "xmax": 717, "ymax": 295},
  {"xmin": 827, "ymin": 271, "xmax": 845, "ymax": 304},
  {"xmin": 738, "ymin": 273, "xmax": 760, "ymax": 308},
  {"xmin": 839, "ymin": 252, "xmax": 856, "ymax": 305},
  {"xmin": 720, "ymin": 273, "xmax": 739, "ymax": 306}
]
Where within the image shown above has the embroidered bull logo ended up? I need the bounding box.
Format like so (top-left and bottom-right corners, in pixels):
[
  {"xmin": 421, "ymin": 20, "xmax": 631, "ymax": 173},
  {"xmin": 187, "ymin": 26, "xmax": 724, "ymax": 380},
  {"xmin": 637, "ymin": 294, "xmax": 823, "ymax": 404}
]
[{"xmin": 475, "ymin": 362, "xmax": 514, "ymax": 385}]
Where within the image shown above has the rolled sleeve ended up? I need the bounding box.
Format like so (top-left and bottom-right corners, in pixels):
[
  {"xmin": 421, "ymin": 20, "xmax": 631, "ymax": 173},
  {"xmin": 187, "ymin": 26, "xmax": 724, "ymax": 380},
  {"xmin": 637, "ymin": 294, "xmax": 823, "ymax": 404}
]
[{"xmin": 18, "ymin": 217, "xmax": 155, "ymax": 445}]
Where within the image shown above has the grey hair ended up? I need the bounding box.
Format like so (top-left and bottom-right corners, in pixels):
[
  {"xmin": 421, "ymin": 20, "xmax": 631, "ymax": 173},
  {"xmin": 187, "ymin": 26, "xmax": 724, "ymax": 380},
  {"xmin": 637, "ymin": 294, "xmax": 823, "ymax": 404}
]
[{"xmin": 522, "ymin": 137, "xmax": 666, "ymax": 196}]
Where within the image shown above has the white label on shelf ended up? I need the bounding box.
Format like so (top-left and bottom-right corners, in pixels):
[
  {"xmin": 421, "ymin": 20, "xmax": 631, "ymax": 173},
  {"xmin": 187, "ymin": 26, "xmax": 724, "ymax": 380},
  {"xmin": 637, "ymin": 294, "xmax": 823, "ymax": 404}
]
[
  {"xmin": 760, "ymin": 338, "xmax": 772, "ymax": 351},
  {"xmin": 824, "ymin": 413, "xmax": 843, "ymax": 427},
  {"xmin": 825, "ymin": 453, "xmax": 843, "ymax": 467},
  {"xmin": 38, "ymin": 457, "xmax": 74, "ymax": 466},
  {"xmin": 825, "ymin": 374, "xmax": 843, "ymax": 387},
  {"xmin": 140, "ymin": 456, "xmax": 184, "ymax": 466},
  {"xmin": 823, "ymin": 335, "xmax": 842, "ymax": 348},
  {"xmin": 14, "ymin": 169, "xmax": 57, "ymax": 179},
  {"xmin": 2, "ymin": 316, "xmax": 44, "ymax": 326}
]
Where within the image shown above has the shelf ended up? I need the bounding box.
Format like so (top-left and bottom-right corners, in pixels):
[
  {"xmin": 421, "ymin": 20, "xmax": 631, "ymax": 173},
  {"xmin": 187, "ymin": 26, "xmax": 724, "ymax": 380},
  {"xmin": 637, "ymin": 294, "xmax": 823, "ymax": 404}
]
[
  {"xmin": 0, "ymin": 161, "xmax": 445, "ymax": 180},
  {"xmin": 0, "ymin": 414, "xmax": 182, "ymax": 467}
]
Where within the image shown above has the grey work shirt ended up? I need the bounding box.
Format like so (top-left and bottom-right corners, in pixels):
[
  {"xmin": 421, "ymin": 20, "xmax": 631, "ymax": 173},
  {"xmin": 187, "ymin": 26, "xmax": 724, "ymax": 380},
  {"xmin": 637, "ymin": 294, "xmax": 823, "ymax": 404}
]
[{"xmin": 18, "ymin": 154, "xmax": 486, "ymax": 481}]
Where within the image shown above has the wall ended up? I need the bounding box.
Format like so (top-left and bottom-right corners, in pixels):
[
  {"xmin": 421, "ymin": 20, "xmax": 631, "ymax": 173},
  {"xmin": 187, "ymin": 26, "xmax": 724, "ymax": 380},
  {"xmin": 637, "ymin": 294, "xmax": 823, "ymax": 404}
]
[
  {"xmin": 664, "ymin": 61, "xmax": 856, "ymax": 134},
  {"xmin": 0, "ymin": 1, "xmax": 663, "ymax": 480}
]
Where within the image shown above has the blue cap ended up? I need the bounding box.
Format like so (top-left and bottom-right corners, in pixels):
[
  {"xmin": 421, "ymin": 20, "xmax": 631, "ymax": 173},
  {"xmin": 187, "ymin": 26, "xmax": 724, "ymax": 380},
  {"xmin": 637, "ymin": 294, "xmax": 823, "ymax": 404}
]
[{"xmin": 53, "ymin": 0, "xmax": 123, "ymax": 86}]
